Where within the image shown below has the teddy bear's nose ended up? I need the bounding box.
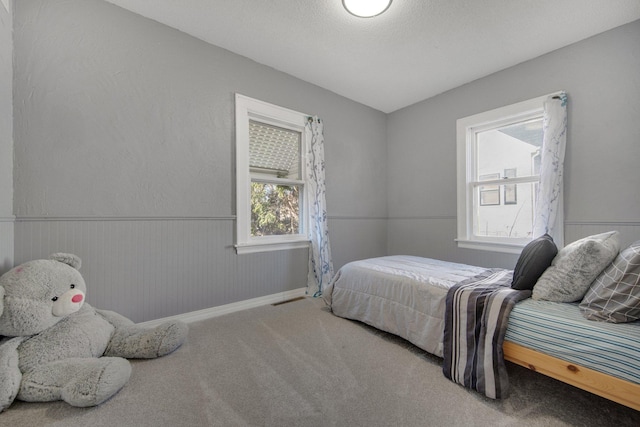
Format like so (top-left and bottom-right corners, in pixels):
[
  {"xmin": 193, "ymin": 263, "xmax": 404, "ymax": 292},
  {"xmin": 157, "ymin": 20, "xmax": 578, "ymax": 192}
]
[{"xmin": 52, "ymin": 288, "xmax": 86, "ymax": 317}]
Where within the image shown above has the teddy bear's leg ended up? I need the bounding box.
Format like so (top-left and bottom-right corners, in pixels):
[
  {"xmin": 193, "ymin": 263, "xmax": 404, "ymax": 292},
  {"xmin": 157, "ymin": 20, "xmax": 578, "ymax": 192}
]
[
  {"xmin": 104, "ymin": 321, "xmax": 188, "ymax": 359},
  {"xmin": 18, "ymin": 357, "xmax": 131, "ymax": 407}
]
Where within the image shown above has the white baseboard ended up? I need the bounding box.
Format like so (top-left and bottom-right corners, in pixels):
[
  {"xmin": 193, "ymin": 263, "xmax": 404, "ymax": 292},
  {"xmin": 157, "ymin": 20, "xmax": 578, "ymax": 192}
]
[{"xmin": 138, "ymin": 287, "xmax": 308, "ymax": 328}]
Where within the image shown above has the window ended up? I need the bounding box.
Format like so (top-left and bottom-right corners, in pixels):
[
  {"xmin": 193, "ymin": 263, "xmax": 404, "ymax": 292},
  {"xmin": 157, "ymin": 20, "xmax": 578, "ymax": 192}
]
[
  {"xmin": 456, "ymin": 93, "xmax": 562, "ymax": 254},
  {"xmin": 235, "ymin": 94, "xmax": 310, "ymax": 254}
]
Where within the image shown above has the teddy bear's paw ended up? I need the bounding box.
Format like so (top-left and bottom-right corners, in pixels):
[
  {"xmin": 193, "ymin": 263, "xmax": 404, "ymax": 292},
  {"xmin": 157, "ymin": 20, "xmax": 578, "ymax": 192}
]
[
  {"xmin": 0, "ymin": 365, "xmax": 21, "ymax": 413},
  {"xmin": 105, "ymin": 321, "xmax": 187, "ymax": 359},
  {"xmin": 60, "ymin": 357, "xmax": 132, "ymax": 407},
  {"xmin": 0, "ymin": 369, "xmax": 21, "ymax": 413},
  {"xmin": 156, "ymin": 321, "xmax": 189, "ymax": 357},
  {"xmin": 0, "ymin": 337, "xmax": 24, "ymax": 412}
]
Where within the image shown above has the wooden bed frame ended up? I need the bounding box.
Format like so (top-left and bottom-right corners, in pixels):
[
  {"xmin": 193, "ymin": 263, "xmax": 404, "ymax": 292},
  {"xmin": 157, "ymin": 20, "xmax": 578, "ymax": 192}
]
[{"xmin": 503, "ymin": 341, "xmax": 640, "ymax": 411}]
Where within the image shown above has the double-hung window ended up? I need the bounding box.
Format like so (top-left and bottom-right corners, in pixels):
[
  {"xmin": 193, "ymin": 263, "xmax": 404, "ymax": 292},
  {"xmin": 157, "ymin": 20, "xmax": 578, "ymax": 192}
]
[
  {"xmin": 235, "ymin": 94, "xmax": 310, "ymax": 254},
  {"xmin": 456, "ymin": 93, "xmax": 563, "ymax": 254}
]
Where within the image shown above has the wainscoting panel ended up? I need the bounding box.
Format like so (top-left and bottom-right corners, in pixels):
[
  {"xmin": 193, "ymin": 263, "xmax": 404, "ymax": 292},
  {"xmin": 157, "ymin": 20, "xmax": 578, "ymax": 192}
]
[
  {"xmin": 565, "ymin": 222, "xmax": 640, "ymax": 248},
  {"xmin": 0, "ymin": 218, "xmax": 14, "ymax": 274},
  {"xmin": 14, "ymin": 218, "xmax": 638, "ymax": 323},
  {"xmin": 14, "ymin": 218, "xmax": 308, "ymax": 323}
]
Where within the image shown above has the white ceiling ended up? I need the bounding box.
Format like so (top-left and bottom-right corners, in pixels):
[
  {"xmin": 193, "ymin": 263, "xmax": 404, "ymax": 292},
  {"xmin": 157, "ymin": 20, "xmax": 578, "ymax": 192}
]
[{"xmin": 104, "ymin": 0, "xmax": 640, "ymax": 113}]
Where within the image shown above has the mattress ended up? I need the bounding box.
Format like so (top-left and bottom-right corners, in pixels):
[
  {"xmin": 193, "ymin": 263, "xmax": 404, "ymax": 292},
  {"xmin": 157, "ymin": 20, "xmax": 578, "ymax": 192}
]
[
  {"xmin": 506, "ymin": 299, "xmax": 640, "ymax": 384},
  {"xmin": 323, "ymin": 255, "xmax": 487, "ymax": 357}
]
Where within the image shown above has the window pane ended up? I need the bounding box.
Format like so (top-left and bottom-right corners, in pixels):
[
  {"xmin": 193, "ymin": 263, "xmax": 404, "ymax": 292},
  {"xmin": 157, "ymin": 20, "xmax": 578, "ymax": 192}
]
[
  {"xmin": 249, "ymin": 120, "xmax": 301, "ymax": 179},
  {"xmin": 251, "ymin": 182, "xmax": 300, "ymax": 236},
  {"xmin": 474, "ymin": 182, "xmax": 537, "ymax": 238},
  {"xmin": 476, "ymin": 118, "xmax": 543, "ymax": 179}
]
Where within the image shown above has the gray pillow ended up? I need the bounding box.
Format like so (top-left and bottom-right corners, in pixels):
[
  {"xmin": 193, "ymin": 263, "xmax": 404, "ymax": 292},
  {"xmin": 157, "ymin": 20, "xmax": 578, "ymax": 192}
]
[
  {"xmin": 532, "ymin": 231, "xmax": 621, "ymax": 302},
  {"xmin": 579, "ymin": 240, "xmax": 640, "ymax": 323}
]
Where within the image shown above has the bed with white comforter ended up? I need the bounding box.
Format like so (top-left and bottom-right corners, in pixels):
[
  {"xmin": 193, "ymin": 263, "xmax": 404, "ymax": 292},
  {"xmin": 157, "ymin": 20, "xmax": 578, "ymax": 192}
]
[{"xmin": 322, "ymin": 255, "xmax": 487, "ymax": 357}]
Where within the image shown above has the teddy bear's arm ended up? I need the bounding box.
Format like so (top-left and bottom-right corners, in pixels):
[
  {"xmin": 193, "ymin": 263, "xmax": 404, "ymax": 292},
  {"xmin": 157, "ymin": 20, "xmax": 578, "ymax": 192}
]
[
  {"xmin": 0, "ymin": 337, "xmax": 26, "ymax": 412},
  {"xmin": 95, "ymin": 308, "xmax": 135, "ymax": 329}
]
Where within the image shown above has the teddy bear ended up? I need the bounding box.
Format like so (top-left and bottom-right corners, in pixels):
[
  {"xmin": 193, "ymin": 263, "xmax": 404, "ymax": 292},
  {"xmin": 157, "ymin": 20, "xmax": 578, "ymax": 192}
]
[{"xmin": 0, "ymin": 253, "xmax": 188, "ymax": 412}]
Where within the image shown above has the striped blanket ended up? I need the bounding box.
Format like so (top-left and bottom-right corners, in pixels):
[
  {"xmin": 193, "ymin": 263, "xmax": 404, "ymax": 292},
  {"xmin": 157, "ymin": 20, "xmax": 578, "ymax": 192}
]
[{"xmin": 442, "ymin": 269, "xmax": 531, "ymax": 399}]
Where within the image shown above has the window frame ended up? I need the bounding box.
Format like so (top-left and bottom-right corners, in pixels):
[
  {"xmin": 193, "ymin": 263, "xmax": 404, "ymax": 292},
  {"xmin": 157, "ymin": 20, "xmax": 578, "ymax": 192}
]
[
  {"xmin": 456, "ymin": 93, "xmax": 563, "ymax": 254},
  {"xmin": 235, "ymin": 94, "xmax": 310, "ymax": 254}
]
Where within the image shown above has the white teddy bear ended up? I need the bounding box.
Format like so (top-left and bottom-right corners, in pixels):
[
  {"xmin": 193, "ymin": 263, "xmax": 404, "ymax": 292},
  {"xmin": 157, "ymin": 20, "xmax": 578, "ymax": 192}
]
[{"xmin": 0, "ymin": 253, "xmax": 188, "ymax": 411}]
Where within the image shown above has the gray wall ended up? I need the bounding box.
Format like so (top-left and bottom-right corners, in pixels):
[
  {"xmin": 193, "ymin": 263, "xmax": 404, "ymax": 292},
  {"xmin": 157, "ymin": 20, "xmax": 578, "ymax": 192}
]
[
  {"xmin": 12, "ymin": 0, "xmax": 387, "ymax": 322},
  {"xmin": 10, "ymin": 0, "xmax": 640, "ymax": 321},
  {"xmin": 387, "ymin": 19, "xmax": 640, "ymax": 269},
  {"xmin": 0, "ymin": 0, "xmax": 13, "ymax": 273}
]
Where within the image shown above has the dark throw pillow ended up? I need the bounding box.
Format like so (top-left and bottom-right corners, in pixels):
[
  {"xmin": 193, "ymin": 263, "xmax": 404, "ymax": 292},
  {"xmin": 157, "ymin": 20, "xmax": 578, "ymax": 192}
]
[{"xmin": 511, "ymin": 234, "xmax": 558, "ymax": 290}]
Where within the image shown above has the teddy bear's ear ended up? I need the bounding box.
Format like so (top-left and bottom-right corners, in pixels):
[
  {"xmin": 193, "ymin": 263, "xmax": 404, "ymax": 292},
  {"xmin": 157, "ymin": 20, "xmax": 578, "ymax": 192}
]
[{"xmin": 49, "ymin": 253, "xmax": 82, "ymax": 270}]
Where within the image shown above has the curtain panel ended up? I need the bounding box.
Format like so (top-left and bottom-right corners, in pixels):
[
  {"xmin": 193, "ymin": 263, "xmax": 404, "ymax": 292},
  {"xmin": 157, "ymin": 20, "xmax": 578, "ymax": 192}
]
[
  {"xmin": 533, "ymin": 92, "xmax": 568, "ymax": 247},
  {"xmin": 305, "ymin": 117, "xmax": 334, "ymax": 297}
]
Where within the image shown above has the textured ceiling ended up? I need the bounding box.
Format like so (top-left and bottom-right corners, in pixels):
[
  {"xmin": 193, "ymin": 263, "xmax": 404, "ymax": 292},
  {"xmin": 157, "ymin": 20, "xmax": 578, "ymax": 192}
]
[{"xmin": 104, "ymin": 0, "xmax": 640, "ymax": 113}]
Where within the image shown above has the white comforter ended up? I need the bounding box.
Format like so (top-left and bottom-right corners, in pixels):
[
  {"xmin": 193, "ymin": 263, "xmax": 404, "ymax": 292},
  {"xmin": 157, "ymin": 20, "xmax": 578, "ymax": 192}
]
[{"xmin": 323, "ymin": 255, "xmax": 488, "ymax": 357}]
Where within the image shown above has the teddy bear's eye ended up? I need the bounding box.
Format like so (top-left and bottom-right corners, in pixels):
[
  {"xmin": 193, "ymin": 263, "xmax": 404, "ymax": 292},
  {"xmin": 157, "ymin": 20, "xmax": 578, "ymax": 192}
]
[
  {"xmin": 52, "ymin": 296, "xmax": 58, "ymax": 302},
  {"xmin": 70, "ymin": 284, "xmax": 75, "ymax": 289}
]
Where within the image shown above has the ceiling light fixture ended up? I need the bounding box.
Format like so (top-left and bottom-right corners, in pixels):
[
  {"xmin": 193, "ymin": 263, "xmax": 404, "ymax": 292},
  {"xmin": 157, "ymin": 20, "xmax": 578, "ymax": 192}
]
[{"xmin": 342, "ymin": 0, "xmax": 392, "ymax": 18}]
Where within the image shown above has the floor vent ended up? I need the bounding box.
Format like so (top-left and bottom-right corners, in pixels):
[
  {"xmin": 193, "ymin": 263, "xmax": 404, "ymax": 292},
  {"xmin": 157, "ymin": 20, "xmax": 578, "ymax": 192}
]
[{"xmin": 271, "ymin": 296, "xmax": 306, "ymax": 306}]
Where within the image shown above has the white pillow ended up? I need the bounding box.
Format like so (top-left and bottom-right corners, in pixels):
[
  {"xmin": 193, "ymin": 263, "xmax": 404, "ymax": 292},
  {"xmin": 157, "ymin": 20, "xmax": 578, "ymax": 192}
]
[{"xmin": 532, "ymin": 231, "xmax": 621, "ymax": 302}]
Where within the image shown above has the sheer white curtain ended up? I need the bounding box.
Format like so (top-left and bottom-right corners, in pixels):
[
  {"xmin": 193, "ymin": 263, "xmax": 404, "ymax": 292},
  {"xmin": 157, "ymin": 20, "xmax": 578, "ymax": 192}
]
[
  {"xmin": 533, "ymin": 92, "xmax": 568, "ymax": 247},
  {"xmin": 305, "ymin": 117, "xmax": 334, "ymax": 297}
]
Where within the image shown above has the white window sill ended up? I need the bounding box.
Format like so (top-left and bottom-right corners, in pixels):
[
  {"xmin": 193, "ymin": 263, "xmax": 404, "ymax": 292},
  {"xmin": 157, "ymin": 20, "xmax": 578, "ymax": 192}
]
[
  {"xmin": 235, "ymin": 240, "xmax": 310, "ymax": 254},
  {"xmin": 455, "ymin": 239, "xmax": 526, "ymax": 255}
]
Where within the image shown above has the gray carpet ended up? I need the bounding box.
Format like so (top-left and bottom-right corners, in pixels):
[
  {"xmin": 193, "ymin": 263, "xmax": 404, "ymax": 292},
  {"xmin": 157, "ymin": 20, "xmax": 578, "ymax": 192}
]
[{"xmin": 1, "ymin": 297, "xmax": 638, "ymax": 426}]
